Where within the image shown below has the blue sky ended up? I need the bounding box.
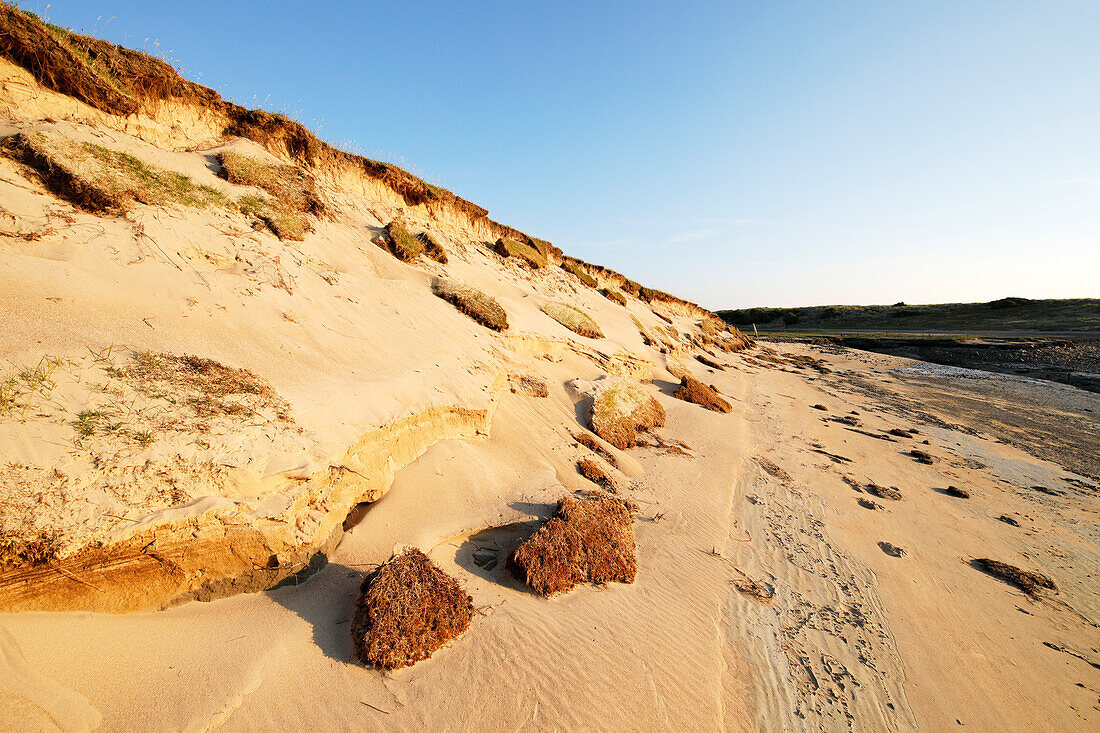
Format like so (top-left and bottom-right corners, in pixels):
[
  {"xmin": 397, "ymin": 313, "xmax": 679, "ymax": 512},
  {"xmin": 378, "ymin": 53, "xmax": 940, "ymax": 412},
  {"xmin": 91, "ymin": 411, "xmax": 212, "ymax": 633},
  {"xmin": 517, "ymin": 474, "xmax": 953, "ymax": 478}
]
[{"xmin": 25, "ymin": 1, "xmax": 1100, "ymax": 308}]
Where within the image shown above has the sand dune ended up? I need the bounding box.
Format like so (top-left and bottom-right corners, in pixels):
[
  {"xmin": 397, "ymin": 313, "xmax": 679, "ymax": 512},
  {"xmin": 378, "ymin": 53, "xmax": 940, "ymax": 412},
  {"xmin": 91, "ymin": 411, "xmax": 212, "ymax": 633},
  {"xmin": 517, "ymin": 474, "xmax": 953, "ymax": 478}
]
[{"xmin": 0, "ymin": 8, "xmax": 1097, "ymax": 731}]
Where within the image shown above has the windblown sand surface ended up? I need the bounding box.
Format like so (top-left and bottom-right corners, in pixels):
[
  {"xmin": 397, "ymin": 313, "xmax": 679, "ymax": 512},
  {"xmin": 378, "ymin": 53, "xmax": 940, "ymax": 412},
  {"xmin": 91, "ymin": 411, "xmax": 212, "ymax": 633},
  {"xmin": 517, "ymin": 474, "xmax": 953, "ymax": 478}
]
[
  {"xmin": 2, "ymin": 340, "xmax": 1097, "ymax": 731},
  {"xmin": 0, "ymin": 17, "xmax": 1096, "ymax": 730}
]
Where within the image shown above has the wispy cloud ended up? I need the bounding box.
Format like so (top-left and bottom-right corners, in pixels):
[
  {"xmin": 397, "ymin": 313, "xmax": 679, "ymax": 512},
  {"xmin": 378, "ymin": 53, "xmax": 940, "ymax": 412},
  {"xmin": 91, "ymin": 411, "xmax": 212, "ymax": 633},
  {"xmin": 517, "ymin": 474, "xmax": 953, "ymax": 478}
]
[{"xmin": 667, "ymin": 227, "xmax": 725, "ymax": 244}]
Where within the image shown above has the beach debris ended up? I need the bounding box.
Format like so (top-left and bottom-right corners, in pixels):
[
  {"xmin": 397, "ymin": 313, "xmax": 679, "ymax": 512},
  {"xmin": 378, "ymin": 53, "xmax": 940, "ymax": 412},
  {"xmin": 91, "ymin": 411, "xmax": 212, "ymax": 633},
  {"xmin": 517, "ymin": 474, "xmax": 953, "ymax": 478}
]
[
  {"xmin": 863, "ymin": 483, "xmax": 902, "ymax": 501},
  {"xmin": 589, "ymin": 378, "xmax": 665, "ymax": 449},
  {"xmin": 943, "ymin": 486, "xmax": 970, "ymax": 499},
  {"xmin": 909, "ymin": 449, "xmax": 935, "ymax": 465},
  {"xmin": 831, "ymin": 414, "xmax": 861, "ymax": 426},
  {"xmin": 577, "ymin": 457, "xmax": 615, "ymax": 491},
  {"xmin": 695, "ymin": 353, "xmax": 725, "ymax": 370},
  {"xmin": 674, "ymin": 374, "xmax": 732, "ymax": 413},
  {"xmin": 973, "ymin": 558, "xmax": 1056, "ymax": 596},
  {"xmin": 858, "ymin": 498, "xmax": 882, "ymax": 510},
  {"xmin": 755, "ymin": 456, "xmax": 791, "ymax": 481},
  {"xmin": 509, "ymin": 374, "xmax": 549, "ymax": 397},
  {"xmin": 351, "ymin": 548, "xmax": 473, "ymax": 669},
  {"xmin": 878, "ymin": 542, "xmax": 906, "ymax": 558},
  {"xmin": 811, "ymin": 404, "xmax": 828, "ymax": 411},
  {"xmin": 997, "ymin": 515, "xmax": 1020, "ymax": 527},
  {"xmin": 511, "ymin": 493, "xmax": 637, "ymax": 597},
  {"xmin": 731, "ymin": 573, "xmax": 775, "ymax": 603}
]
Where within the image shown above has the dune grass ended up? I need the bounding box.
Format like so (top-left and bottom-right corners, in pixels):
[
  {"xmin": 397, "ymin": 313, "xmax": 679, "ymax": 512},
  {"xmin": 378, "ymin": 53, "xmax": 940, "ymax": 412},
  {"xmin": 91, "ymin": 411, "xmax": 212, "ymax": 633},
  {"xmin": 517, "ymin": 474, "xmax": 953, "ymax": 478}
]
[
  {"xmin": 417, "ymin": 231, "xmax": 449, "ymax": 264},
  {"xmin": 542, "ymin": 302, "xmax": 603, "ymax": 339},
  {"xmin": 601, "ymin": 288, "xmax": 627, "ymax": 307},
  {"xmin": 383, "ymin": 220, "xmax": 425, "ymax": 261},
  {"xmin": 590, "ymin": 378, "xmax": 665, "ymax": 449},
  {"xmin": 494, "ymin": 237, "xmax": 546, "ymax": 269},
  {"xmin": 2, "ymin": 132, "xmax": 227, "ymax": 213},
  {"xmin": 562, "ymin": 261, "xmax": 597, "ymax": 287},
  {"xmin": 673, "ymin": 374, "xmax": 732, "ymax": 413},
  {"xmin": 432, "ymin": 278, "xmax": 508, "ymax": 331}
]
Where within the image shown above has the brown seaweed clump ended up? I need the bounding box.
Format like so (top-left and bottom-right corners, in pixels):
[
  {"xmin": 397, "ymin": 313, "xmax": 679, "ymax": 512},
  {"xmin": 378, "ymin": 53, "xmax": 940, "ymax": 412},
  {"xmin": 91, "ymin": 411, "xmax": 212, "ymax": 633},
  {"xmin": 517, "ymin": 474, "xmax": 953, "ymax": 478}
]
[
  {"xmin": 351, "ymin": 548, "xmax": 473, "ymax": 669},
  {"xmin": 973, "ymin": 558, "xmax": 1056, "ymax": 597},
  {"xmin": 511, "ymin": 493, "xmax": 637, "ymax": 597},
  {"xmin": 673, "ymin": 375, "xmax": 732, "ymax": 413}
]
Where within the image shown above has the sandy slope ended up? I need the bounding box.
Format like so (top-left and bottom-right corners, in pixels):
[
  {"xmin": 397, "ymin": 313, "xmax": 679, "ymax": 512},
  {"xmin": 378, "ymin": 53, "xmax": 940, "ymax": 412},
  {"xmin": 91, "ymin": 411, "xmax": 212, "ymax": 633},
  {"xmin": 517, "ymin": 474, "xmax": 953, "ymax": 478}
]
[
  {"xmin": 0, "ymin": 51, "xmax": 1095, "ymax": 731},
  {"xmin": 2, "ymin": 341, "xmax": 1097, "ymax": 732}
]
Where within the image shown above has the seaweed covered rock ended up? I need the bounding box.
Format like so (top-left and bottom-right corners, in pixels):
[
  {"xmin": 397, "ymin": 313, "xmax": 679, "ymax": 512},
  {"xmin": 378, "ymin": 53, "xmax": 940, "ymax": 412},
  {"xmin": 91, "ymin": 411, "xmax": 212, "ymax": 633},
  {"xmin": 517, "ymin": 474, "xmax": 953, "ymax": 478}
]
[
  {"xmin": 511, "ymin": 493, "xmax": 637, "ymax": 597},
  {"xmin": 351, "ymin": 548, "xmax": 473, "ymax": 669},
  {"xmin": 673, "ymin": 374, "xmax": 731, "ymax": 413},
  {"xmin": 590, "ymin": 378, "xmax": 665, "ymax": 449}
]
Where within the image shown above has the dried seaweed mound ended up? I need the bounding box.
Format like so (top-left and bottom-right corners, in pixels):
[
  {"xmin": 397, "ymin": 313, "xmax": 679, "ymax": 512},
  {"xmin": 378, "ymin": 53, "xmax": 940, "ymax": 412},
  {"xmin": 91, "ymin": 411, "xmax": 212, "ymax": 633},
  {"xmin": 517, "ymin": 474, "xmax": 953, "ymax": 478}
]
[
  {"xmin": 577, "ymin": 458, "xmax": 615, "ymax": 490},
  {"xmin": 511, "ymin": 493, "xmax": 637, "ymax": 597},
  {"xmin": 974, "ymin": 558, "xmax": 1056, "ymax": 597},
  {"xmin": 590, "ymin": 379, "xmax": 665, "ymax": 449},
  {"xmin": 351, "ymin": 548, "xmax": 473, "ymax": 669},
  {"xmin": 432, "ymin": 278, "xmax": 508, "ymax": 331},
  {"xmin": 673, "ymin": 375, "xmax": 732, "ymax": 413}
]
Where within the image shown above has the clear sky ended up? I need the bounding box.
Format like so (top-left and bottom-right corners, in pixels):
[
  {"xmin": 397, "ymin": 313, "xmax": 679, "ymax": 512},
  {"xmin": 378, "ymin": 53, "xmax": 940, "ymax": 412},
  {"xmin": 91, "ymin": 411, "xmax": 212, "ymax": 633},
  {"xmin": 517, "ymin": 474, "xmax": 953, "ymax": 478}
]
[{"xmin": 24, "ymin": 1, "xmax": 1100, "ymax": 309}]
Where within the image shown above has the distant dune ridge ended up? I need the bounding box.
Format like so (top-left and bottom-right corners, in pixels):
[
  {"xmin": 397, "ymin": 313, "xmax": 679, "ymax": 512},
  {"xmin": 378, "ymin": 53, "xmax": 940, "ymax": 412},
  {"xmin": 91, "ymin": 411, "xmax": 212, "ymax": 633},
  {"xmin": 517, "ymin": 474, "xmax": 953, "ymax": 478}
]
[{"xmin": 0, "ymin": 6, "xmax": 1097, "ymax": 733}]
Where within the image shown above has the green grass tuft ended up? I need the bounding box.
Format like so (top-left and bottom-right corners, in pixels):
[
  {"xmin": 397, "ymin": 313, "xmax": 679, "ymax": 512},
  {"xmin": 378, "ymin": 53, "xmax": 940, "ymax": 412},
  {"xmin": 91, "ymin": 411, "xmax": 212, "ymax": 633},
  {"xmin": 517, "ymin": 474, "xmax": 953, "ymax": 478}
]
[{"xmin": 494, "ymin": 238, "xmax": 546, "ymax": 269}]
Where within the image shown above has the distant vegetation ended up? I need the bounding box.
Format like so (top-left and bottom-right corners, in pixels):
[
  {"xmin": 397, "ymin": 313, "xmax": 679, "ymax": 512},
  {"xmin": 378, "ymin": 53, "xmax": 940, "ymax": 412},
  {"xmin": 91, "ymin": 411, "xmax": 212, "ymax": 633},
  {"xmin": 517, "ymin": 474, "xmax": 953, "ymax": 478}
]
[{"xmin": 718, "ymin": 298, "xmax": 1100, "ymax": 333}]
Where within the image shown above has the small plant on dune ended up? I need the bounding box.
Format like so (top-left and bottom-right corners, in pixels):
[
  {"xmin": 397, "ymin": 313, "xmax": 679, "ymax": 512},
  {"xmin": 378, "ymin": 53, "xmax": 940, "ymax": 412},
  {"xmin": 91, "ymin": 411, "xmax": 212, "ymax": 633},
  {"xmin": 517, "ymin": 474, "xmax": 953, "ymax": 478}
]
[
  {"xmin": 542, "ymin": 301, "xmax": 603, "ymax": 339},
  {"xmin": 590, "ymin": 378, "xmax": 665, "ymax": 449},
  {"xmin": 600, "ymin": 288, "xmax": 627, "ymax": 307},
  {"xmin": 511, "ymin": 493, "xmax": 637, "ymax": 597},
  {"xmin": 673, "ymin": 374, "xmax": 732, "ymax": 413},
  {"xmin": 562, "ymin": 261, "xmax": 597, "ymax": 287},
  {"xmin": 219, "ymin": 150, "xmax": 320, "ymax": 240},
  {"xmin": 0, "ymin": 356, "xmax": 61, "ymax": 418},
  {"xmin": 381, "ymin": 220, "xmax": 424, "ymax": 262},
  {"xmin": 351, "ymin": 548, "xmax": 473, "ymax": 669},
  {"xmin": 123, "ymin": 351, "xmax": 291, "ymax": 422},
  {"xmin": 238, "ymin": 194, "xmax": 309, "ymax": 241},
  {"xmin": 494, "ymin": 237, "xmax": 546, "ymax": 269},
  {"xmin": 529, "ymin": 237, "xmax": 553, "ymax": 259},
  {"xmin": 417, "ymin": 231, "xmax": 449, "ymax": 264},
  {"xmin": 432, "ymin": 278, "xmax": 508, "ymax": 331}
]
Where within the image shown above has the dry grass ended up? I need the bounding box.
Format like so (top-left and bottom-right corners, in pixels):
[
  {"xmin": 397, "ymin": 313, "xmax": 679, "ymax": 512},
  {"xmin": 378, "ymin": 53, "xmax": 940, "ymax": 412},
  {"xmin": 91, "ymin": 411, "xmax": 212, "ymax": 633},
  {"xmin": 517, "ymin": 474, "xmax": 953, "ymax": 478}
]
[
  {"xmin": 219, "ymin": 150, "xmax": 320, "ymax": 240},
  {"xmin": 542, "ymin": 302, "xmax": 603, "ymax": 339},
  {"xmin": 417, "ymin": 231, "xmax": 449, "ymax": 264},
  {"xmin": 973, "ymin": 558, "xmax": 1056, "ymax": 596},
  {"xmin": 2, "ymin": 132, "xmax": 227, "ymax": 214},
  {"xmin": 511, "ymin": 493, "xmax": 637, "ymax": 597},
  {"xmin": 382, "ymin": 220, "xmax": 425, "ymax": 261},
  {"xmin": 674, "ymin": 375, "xmax": 732, "ymax": 413},
  {"xmin": 432, "ymin": 278, "xmax": 508, "ymax": 331},
  {"xmin": 590, "ymin": 378, "xmax": 665, "ymax": 449},
  {"xmin": 573, "ymin": 431, "xmax": 618, "ymax": 468},
  {"xmin": 0, "ymin": 355, "xmax": 61, "ymax": 418},
  {"xmin": 123, "ymin": 351, "xmax": 291, "ymax": 422},
  {"xmin": 494, "ymin": 237, "xmax": 546, "ymax": 269},
  {"xmin": 600, "ymin": 288, "xmax": 627, "ymax": 307},
  {"xmin": 943, "ymin": 486, "xmax": 970, "ymax": 498},
  {"xmin": 351, "ymin": 548, "xmax": 473, "ymax": 669},
  {"xmin": 0, "ymin": 530, "xmax": 59, "ymax": 571},
  {"xmin": 510, "ymin": 374, "xmax": 548, "ymax": 397},
  {"xmin": 695, "ymin": 354, "xmax": 725, "ymax": 370},
  {"xmin": 864, "ymin": 483, "xmax": 902, "ymax": 501},
  {"xmin": 577, "ymin": 458, "xmax": 615, "ymax": 490},
  {"xmin": 562, "ymin": 261, "xmax": 597, "ymax": 287}
]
